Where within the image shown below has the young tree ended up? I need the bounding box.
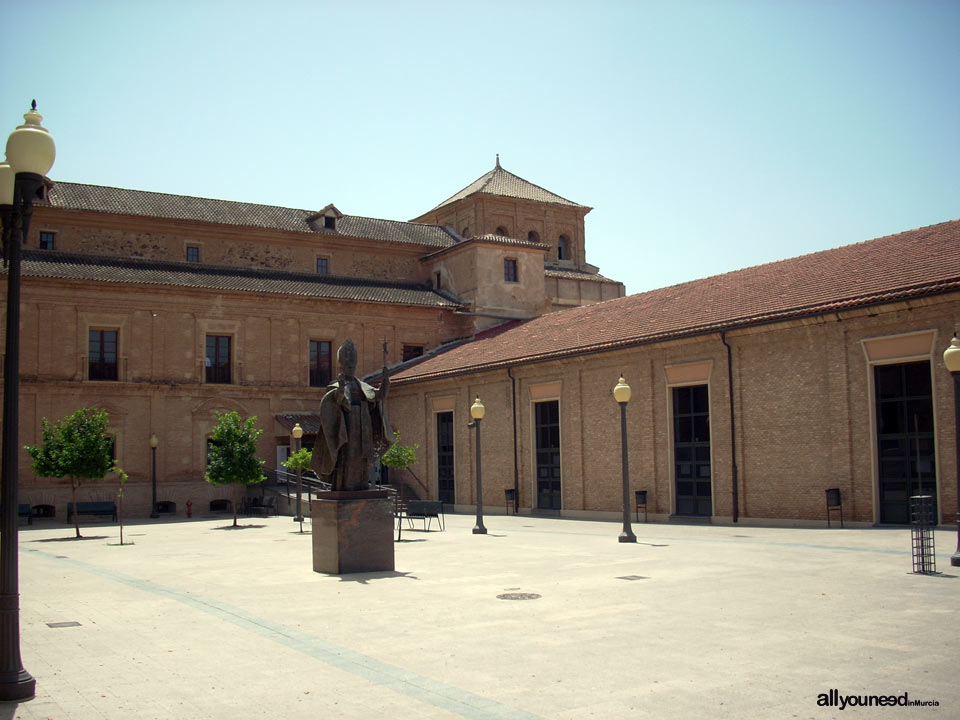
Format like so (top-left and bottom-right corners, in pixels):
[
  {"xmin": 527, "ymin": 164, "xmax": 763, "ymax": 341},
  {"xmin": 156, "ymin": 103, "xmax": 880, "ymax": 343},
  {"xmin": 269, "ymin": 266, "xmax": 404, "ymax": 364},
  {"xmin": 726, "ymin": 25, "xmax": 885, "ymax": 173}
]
[
  {"xmin": 283, "ymin": 448, "xmax": 313, "ymax": 531},
  {"xmin": 282, "ymin": 447, "xmax": 312, "ymax": 474},
  {"xmin": 25, "ymin": 407, "xmax": 116, "ymax": 538},
  {"xmin": 205, "ymin": 411, "xmax": 266, "ymax": 527},
  {"xmin": 115, "ymin": 466, "xmax": 129, "ymax": 545},
  {"xmin": 380, "ymin": 431, "xmax": 424, "ymax": 497}
]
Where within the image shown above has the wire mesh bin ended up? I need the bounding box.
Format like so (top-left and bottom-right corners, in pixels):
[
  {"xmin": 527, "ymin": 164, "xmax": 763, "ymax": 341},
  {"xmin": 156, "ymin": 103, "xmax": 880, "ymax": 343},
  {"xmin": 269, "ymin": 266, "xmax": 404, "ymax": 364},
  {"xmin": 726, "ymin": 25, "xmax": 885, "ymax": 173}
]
[{"xmin": 910, "ymin": 495, "xmax": 936, "ymax": 574}]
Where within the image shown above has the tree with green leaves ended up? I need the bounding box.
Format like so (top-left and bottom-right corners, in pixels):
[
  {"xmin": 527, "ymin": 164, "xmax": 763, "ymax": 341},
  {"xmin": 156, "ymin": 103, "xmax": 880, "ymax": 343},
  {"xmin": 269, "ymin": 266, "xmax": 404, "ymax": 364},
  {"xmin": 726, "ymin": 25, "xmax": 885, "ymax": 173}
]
[
  {"xmin": 380, "ymin": 431, "xmax": 424, "ymax": 497},
  {"xmin": 283, "ymin": 448, "xmax": 313, "ymax": 531},
  {"xmin": 282, "ymin": 447, "xmax": 312, "ymax": 474},
  {"xmin": 25, "ymin": 407, "xmax": 117, "ymax": 538},
  {"xmin": 205, "ymin": 411, "xmax": 266, "ymax": 527}
]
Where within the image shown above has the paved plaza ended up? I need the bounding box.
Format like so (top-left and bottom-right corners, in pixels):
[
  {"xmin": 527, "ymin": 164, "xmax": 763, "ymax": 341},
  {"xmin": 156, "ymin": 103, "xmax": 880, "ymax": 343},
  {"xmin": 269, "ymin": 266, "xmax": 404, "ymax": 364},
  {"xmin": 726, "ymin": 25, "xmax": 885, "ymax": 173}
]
[{"xmin": 2, "ymin": 512, "xmax": 957, "ymax": 719}]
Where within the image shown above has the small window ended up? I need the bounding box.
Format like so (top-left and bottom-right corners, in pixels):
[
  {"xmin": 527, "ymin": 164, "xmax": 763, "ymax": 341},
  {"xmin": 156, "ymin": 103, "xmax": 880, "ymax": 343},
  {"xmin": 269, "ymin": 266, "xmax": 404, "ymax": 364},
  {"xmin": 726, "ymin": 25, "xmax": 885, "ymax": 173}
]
[
  {"xmin": 310, "ymin": 340, "xmax": 332, "ymax": 387},
  {"xmin": 205, "ymin": 335, "xmax": 231, "ymax": 384},
  {"xmin": 504, "ymin": 258, "xmax": 518, "ymax": 283},
  {"xmin": 324, "ymin": 216, "xmax": 336, "ymax": 230},
  {"xmin": 89, "ymin": 329, "xmax": 118, "ymax": 381},
  {"xmin": 495, "ymin": 226, "xmax": 509, "ymax": 237},
  {"xmin": 528, "ymin": 231, "xmax": 540, "ymax": 243},
  {"xmin": 39, "ymin": 231, "xmax": 55, "ymax": 250},
  {"xmin": 317, "ymin": 257, "xmax": 329, "ymax": 275},
  {"xmin": 558, "ymin": 235, "xmax": 569, "ymax": 261},
  {"xmin": 186, "ymin": 246, "xmax": 200, "ymax": 263},
  {"xmin": 461, "ymin": 227, "xmax": 470, "ymax": 238},
  {"xmin": 434, "ymin": 272, "xmax": 442, "ymax": 289},
  {"xmin": 402, "ymin": 345, "xmax": 424, "ymax": 362}
]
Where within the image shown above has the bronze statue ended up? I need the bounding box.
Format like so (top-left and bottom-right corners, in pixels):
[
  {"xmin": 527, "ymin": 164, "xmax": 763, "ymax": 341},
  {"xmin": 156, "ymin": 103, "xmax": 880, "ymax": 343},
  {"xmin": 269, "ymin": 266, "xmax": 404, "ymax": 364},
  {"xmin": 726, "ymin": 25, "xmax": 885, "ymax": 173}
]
[{"xmin": 311, "ymin": 338, "xmax": 392, "ymax": 491}]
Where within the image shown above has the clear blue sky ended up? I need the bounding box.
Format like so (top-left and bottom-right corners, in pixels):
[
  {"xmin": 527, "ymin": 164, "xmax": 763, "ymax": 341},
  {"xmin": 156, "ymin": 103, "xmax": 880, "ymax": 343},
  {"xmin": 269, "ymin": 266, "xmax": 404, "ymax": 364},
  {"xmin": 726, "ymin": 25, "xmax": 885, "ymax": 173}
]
[{"xmin": 3, "ymin": 0, "xmax": 957, "ymax": 295}]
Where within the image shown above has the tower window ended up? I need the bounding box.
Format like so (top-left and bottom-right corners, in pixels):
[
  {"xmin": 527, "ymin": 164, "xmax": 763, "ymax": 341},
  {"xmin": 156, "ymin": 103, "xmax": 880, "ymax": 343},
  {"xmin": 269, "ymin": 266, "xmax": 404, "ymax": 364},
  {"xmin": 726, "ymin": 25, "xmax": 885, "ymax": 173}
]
[
  {"xmin": 558, "ymin": 235, "xmax": 570, "ymax": 261},
  {"xmin": 504, "ymin": 258, "xmax": 518, "ymax": 283},
  {"xmin": 39, "ymin": 231, "xmax": 55, "ymax": 250}
]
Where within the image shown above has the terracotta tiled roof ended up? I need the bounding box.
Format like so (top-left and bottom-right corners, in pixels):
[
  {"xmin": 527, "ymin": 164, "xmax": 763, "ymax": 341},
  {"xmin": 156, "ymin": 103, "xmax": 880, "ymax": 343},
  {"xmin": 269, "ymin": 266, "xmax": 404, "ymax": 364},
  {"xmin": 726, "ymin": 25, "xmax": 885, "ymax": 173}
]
[
  {"xmin": 391, "ymin": 220, "xmax": 960, "ymax": 384},
  {"xmin": 422, "ymin": 233, "xmax": 550, "ymax": 259},
  {"xmin": 544, "ymin": 265, "xmax": 618, "ymax": 283},
  {"xmin": 43, "ymin": 182, "xmax": 459, "ymax": 249},
  {"xmin": 15, "ymin": 251, "xmax": 462, "ymax": 308},
  {"xmin": 424, "ymin": 160, "xmax": 588, "ymax": 213}
]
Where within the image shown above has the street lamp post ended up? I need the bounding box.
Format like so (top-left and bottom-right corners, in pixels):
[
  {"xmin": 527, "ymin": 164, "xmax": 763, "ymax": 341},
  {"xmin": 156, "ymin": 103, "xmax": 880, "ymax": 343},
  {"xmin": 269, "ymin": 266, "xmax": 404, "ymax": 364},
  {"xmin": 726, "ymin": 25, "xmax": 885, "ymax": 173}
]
[
  {"xmin": 292, "ymin": 423, "xmax": 304, "ymax": 530},
  {"xmin": 943, "ymin": 334, "xmax": 960, "ymax": 567},
  {"xmin": 469, "ymin": 397, "xmax": 487, "ymax": 535},
  {"xmin": 149, "ymin": 435, "xmax": 159, "ymax": 518},
  {"xmin": 614, "ymin": 375, "xmax": 637, "ymax": 543},
  {"xmin": 0, "ymin": 101, "xmax": 56, "ymax": 702}
]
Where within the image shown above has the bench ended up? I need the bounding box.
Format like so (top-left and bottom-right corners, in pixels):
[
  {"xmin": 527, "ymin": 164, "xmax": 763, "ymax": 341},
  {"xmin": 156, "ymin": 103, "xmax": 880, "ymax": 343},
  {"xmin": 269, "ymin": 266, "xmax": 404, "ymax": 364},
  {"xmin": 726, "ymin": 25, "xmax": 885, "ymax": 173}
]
[
  {"xmin": 246, "ymin": 496, "xmax": 278, "ymax": 517},
  {"xmin": 402, "ymin": 500, "xmax": 444, "ymax": 532},
  {"xmin": 67, "ymin": 501, "xmax": 117, "ymax": 523},
  {"xmin": 19, "ymin": 504, "xmax": 31, "ymax": 526}
]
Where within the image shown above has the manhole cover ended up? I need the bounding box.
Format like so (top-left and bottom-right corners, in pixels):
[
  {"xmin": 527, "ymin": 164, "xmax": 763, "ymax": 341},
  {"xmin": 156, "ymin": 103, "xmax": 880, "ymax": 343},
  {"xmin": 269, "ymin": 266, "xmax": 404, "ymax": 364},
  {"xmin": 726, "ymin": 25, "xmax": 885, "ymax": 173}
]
[
  {"xmin": 46, "ymin": 621, "xmax": 81, "ymax": 628},
  {"xmin": 497, "ymin": 592, "xmax": 541, "ymax": 601},
  {"xmin": 616, "ymin": 575, "xmax": 649, "ymax": 581}
]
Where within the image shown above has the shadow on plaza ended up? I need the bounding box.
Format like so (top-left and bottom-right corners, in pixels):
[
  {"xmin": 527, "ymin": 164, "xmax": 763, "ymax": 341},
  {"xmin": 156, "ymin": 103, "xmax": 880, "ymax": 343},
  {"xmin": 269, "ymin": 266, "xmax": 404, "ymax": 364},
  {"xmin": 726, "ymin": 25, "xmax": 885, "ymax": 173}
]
[
  {"xmin": 29, "ymin": 535, "xmax": 109, "ymax": 543},
  {"xmin": 213, "ymin": 524, "xmax": 266, "ymax": 530},
  {"xmin": 336, "ymin": 570, "xmax": 419, "ymax": 584}
]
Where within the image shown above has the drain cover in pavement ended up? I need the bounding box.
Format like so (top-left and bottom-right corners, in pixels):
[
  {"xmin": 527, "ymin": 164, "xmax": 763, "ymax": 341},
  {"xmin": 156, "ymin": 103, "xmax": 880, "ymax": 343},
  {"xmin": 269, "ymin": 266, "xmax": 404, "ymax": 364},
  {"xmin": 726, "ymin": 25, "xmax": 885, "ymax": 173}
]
[
  {"xmin": 497, "ymin": 592, "xmax": 541, "ymax": 600},
  {"xmin": 46, "ymin": 621, "xmax": 81, "ymax": 628}
]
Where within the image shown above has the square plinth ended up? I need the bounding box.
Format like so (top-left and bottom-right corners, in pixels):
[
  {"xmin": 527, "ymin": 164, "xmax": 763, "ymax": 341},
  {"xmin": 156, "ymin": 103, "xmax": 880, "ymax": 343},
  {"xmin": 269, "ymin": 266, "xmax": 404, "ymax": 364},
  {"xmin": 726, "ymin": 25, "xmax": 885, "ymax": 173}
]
[{"xmin": 310, "ymin": 492, "xmax": 395, "ymax": 574}]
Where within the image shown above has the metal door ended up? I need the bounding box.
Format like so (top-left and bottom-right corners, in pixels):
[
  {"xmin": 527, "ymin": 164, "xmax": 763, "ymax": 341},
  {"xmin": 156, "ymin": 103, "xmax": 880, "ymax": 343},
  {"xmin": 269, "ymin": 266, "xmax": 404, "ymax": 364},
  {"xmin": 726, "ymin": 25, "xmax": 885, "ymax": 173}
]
[
  {"xmin": 875, "ymin": 361, "xmax": 936, "ymax": 524},
  {"xmin": 535, "ymin": 400, "xmax": 562, "ymax": 510},
  {"xmin": 437, "ymin": 411, "xmax": 455, "ymax": 504},
  {"xmin": 673, "ymin": 385, "xmax": 711, "ymax": 516}
]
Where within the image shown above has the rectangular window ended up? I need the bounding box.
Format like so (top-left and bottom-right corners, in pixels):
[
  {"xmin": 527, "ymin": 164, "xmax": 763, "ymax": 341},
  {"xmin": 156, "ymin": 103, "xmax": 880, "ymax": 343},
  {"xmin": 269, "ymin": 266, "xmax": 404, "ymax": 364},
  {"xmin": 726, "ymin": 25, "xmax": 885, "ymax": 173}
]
[
  {"xmin": 88, "ymin": 329, "xmax": 118, "ymax": 381},
  {"xmin": 310, "ymin": 340, "xmax": 332, "ymax": 387},
  {"xmin": 402, "ymin": 345, "xmax": 424, "ymax": 362},
  {"xmin": 39, "ymin": 231, "xmax": 55, "ymax": 250},
  {"xmin": 316, "ymin": 257, "xmax": 329, "ymax": 275},
  {"xmin": 673, "ymin": 385, "xmax": 711, "ymax": 517},
  {"xmin": 205, "ymin": 335, "xmax": 231, "ymax": 384},
  {"xmin": 504, "ymin": 258, "xmax": 518, "ymax": 283},
  {"xmin": 186, "ymin": 246, "xmax": 200, "ymax": 263}
]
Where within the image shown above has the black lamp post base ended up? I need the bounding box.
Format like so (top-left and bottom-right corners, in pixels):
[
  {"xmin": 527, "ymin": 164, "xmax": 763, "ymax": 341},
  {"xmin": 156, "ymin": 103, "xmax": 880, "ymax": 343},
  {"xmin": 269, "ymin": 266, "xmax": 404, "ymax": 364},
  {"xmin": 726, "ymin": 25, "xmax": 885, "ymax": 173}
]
[
  {"xmin": 0, "ymin": 669, "xmax": 35, "ymax": 702},
  {"xmin": 618, "ymin": 531, "xmax": 637, "ymax": 543},
  {"xmin": 473, "ymin": 526, "xmax": 487, "ymax": 535}
]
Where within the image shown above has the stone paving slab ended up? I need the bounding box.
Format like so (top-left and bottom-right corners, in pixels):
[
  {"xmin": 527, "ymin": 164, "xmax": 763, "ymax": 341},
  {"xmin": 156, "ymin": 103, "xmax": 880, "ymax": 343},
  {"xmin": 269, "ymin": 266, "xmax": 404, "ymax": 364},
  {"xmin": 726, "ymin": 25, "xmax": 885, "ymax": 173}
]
[{"xmin": 2, "ymin": 514, "xmax": 957, "ymax": 719}]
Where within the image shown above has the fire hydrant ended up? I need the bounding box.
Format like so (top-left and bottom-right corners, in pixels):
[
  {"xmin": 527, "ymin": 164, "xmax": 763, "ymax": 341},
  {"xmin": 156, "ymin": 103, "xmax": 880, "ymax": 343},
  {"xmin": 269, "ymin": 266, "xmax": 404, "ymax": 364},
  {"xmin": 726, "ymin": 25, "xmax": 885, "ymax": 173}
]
[{"xmin": 186, "ymin": 500, "xmax": 193, "ymax": 518}]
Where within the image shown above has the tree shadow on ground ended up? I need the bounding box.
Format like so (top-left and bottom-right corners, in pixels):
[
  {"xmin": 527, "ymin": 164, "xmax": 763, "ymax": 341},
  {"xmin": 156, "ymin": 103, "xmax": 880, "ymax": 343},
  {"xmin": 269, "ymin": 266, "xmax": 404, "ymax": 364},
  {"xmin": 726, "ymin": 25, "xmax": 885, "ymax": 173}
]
[
  {"xmin": 395, "ymin": 538, "xmax": 426, "ymax": 543},
  {"xmin": 30, "ymin": 535, "xmax": 109, "ymax": 543},
  {"xmin": 213, "ymin": 524, "xmax": 266, "ymax": 530},
  {"xmin": 336, "ymin": 570, "xmax": 418, "ymax": 584},
  {"xmin": 105, "ymin": 542, "xmax": 135, "ymax": 547}
]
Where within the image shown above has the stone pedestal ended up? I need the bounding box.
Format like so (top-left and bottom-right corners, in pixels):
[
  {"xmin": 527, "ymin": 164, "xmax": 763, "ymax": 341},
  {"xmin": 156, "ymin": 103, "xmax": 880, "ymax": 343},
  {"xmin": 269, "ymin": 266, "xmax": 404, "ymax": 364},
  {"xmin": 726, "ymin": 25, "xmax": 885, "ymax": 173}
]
[{"xmin": 310, "ymin": 491, "xmax": 395, "ymax": 574}]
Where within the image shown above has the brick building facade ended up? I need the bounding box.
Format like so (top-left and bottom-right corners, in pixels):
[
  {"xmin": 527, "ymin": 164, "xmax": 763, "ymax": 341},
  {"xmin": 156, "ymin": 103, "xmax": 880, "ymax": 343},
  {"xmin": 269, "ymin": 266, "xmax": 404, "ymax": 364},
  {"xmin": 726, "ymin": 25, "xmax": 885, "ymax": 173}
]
[
  {"xmin": 388, "ymin": 221, "xmax": 960, "ymax": 526},
  {"xmin": 3, "ymin": 162, "xmax": 623, "ymax": 517}
]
